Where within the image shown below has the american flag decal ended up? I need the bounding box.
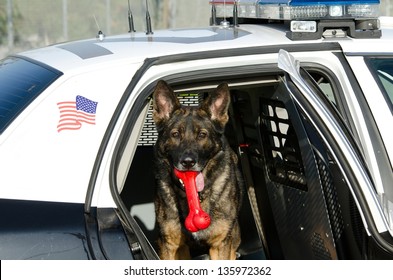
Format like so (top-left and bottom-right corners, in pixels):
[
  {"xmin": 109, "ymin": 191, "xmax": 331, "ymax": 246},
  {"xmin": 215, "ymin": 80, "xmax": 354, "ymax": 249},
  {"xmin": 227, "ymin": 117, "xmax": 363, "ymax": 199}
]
[{"xmin": 57, "ymin": 95, "xmax": 98, "ymax": 132}]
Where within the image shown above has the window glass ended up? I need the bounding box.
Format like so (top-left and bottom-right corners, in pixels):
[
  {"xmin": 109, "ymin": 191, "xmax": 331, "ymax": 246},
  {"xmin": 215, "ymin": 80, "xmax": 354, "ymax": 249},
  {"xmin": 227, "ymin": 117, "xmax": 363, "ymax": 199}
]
[
  {"xmin": 308, "ymin": 71, "xmax": 336, "ymax": 107},
  {"xmin": 366, "ymin": 57, "xmax": 393, "ymax": 112},
  {"xmin": 0, "ymin": 57, "xmax": 62, "ymax": 133}
]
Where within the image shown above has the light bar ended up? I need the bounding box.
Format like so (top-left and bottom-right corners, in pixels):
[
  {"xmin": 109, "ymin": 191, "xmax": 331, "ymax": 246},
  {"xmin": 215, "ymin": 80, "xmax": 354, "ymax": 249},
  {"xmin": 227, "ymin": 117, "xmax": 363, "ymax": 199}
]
[
  {"xmin": 238, "ymin": 0, "xmax": 258, "ymax": 18},
  {"xmin": 209, "ymin": 0, "xmax": 380, "ymax": 20},
  {"xmin": 259, "ymin": 0, "xmax": 380, "ymax": 20}
]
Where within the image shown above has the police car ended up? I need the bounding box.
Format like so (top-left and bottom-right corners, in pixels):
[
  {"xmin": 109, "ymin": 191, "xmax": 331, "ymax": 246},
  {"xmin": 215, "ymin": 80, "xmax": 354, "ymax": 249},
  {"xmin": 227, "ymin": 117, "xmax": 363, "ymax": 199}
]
[{"xmin": 0, "ymin": 0, "xmax": 392, "ymax": 260}]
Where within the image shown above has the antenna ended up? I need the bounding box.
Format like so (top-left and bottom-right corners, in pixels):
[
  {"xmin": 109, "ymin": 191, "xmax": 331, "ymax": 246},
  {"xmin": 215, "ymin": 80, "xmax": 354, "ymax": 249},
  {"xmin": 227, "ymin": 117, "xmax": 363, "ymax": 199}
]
[
  {"xmin": 233, "ymin": 0, "xmax": 239, "ymax": 27},
  {"xmin": 210, "ymin": 2, "xmax": 217, "ymax": 26},
  {"xmin": 93, "ymin": 15, "xmax": 105, "ymax": 41},
  {"xmin": 127, "ymin": 0, "xmax": 136, "ymax": 32},
  {"xmin": 145, "ymin": 0, "xmax": 153, "ymax": 35},
  {"xmin": 221, "ymin": 0, "xmax": 230, "ymax": 27}
]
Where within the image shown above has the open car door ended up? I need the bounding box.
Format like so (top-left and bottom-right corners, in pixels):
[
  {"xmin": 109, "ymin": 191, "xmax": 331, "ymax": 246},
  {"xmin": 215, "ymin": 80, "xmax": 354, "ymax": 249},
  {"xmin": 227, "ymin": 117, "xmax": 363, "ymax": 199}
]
[{"xmin": 274, "ymin": 49, "xmax": 393, "ymax": 259}]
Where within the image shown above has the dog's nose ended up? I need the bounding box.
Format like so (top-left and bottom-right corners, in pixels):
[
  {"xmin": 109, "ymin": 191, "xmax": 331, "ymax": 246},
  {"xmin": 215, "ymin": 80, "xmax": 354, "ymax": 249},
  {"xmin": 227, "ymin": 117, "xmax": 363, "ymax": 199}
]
[{"xmin": 181, "ymin": 157, "xmax": 196, "ymax": 169}]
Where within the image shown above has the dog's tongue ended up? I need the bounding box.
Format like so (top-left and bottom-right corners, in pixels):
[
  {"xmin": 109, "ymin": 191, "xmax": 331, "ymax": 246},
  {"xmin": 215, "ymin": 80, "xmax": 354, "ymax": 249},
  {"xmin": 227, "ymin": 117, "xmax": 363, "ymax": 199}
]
[{"xmin": 195, "ymin": 172, "xmax": 204, "ymax": 192}]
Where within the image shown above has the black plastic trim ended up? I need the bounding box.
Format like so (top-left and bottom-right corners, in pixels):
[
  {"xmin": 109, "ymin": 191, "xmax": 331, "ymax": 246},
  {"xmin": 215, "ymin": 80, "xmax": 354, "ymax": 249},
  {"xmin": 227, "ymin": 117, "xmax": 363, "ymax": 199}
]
[
  {"xmin": 287, "ymin": 20, "xmax": 381, "ymax": 41},
  {"xmin": 84, "ymin": 208, "xmax": 106, "ymax": 260},
  {"xmin": 0, "ymin": 199, "xmax": 89, "ymax": 260}
]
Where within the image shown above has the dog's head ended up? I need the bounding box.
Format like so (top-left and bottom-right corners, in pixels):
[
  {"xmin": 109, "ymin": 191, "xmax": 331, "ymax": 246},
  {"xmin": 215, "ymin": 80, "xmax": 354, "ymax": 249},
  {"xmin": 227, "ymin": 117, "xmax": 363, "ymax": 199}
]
[{"xmin": 152, "ymin": 80, "xmax": 230, "ymax": 172}]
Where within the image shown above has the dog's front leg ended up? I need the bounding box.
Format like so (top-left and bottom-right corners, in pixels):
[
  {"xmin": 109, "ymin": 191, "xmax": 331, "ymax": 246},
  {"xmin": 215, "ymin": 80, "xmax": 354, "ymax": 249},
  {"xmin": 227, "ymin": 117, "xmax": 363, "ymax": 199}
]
[
  {"xmin": 158, "ymin": 220, "xmax": 190, "ymax": 260},
  {"xmin": 209, "ymin": 241, "xmax": 237, "ymax": 260},
  {"xmin": 209, "ymin": 233, "xmax": 236, "ymax": 260},
  {"xmin": 209, "ymin": 221, "xmax": 241, "ymax": 260}
]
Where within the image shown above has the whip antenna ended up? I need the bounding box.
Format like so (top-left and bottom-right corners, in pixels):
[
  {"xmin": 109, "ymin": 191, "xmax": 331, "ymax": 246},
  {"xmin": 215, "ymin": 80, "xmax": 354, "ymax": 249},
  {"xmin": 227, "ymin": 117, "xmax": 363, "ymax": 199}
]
[
  {"xmin": 127, "ymin": 0, "xmax": 136, "ymax": 32},
  {"xmin": 93, "ymin": 15, "xmax": 105, "ymax": 41},
  {"xmin": 221, "ymin": 0, "xmax": 230, "ymax": 27},
  {"xmin": 210, "ymin": 2, "xmax": 217, "ymax": 26},
  {"xmin": 145, "ymin": 0, "xmax": 153, "ymax": 35},
  {"xmin": 233, "ymin": 0, "xmax": 239, "ymax": 27}
]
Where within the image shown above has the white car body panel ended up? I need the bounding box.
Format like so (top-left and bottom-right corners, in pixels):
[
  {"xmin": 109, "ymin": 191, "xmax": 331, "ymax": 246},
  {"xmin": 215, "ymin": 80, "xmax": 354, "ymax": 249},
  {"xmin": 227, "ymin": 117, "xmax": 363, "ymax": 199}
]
[{"xmin": 0, "ymin": 62, "xmax": 140, "ymax": 204}]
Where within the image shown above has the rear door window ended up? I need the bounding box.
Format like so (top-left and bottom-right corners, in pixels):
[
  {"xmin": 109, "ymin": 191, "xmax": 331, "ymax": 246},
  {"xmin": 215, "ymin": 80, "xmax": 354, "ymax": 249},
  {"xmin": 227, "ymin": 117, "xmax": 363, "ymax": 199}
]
[{"xmin": 0, "ymin": 57, "xmax": 62, "ymax": 134}]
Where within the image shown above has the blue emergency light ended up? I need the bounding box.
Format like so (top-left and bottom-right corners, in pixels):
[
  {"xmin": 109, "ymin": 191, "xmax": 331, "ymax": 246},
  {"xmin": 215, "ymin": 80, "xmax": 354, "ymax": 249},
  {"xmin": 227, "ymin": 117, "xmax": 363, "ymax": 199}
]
[
  {"xmin": 210, "ymin": 0, "xmax": 380, "ymax": 19},
  {"xmin": 258, "ymin": 0, "xmax": 380, "ymax": 20},
  {"xmin": 259, "ymin": 0, "xmax": 379, "ymax": 4},
  {"xmin": 210, "ymin": 0, "xmax": 381, "ymax": 40}
]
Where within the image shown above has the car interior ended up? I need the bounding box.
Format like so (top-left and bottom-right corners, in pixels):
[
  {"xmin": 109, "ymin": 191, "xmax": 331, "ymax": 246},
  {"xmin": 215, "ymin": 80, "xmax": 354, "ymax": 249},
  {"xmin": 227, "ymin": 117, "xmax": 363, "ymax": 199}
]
[{"xmin": 116, "ymin": 70, "xmax": 368, "ymax": 260}]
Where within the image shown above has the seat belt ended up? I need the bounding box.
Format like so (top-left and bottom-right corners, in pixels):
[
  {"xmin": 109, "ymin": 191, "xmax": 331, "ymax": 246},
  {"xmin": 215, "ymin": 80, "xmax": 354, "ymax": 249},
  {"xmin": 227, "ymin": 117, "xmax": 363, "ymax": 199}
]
[{"xmin": 229, "ymin": 98, "xmax": 270, "ymax": 259}]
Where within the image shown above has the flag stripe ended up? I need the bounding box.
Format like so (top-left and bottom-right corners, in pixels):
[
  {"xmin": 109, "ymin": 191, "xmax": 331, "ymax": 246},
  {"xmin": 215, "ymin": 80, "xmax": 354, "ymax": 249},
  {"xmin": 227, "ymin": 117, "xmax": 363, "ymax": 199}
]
[{"xmin": 57, "ymin": 96, "xmax": 97, "ymax": 132}]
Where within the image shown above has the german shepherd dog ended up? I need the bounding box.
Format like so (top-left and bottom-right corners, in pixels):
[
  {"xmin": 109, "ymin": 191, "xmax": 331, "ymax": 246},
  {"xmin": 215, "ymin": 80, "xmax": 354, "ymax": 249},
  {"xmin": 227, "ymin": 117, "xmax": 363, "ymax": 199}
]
[{"xmin": 152, "ymin": 80, "xmax": 243, "ymax": 260}]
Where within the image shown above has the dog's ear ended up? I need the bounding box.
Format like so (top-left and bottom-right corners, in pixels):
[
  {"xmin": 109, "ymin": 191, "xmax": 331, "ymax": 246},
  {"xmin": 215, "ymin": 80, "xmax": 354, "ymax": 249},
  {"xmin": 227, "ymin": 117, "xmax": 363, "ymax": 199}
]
[
  {"xmin": 203, "ymin": 83, "xmax": 230, "ymax": 131},
  {"xmin": 152, "ymin": 80, "xmax": 181, "ymax": 127}
]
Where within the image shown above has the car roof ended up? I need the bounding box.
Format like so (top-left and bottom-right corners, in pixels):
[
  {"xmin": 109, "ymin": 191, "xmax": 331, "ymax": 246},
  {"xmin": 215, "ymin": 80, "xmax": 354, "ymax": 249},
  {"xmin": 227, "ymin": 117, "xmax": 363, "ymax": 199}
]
[{"xmin": 18, "ymin": 18, "xmax": 393, "ymax": 73}]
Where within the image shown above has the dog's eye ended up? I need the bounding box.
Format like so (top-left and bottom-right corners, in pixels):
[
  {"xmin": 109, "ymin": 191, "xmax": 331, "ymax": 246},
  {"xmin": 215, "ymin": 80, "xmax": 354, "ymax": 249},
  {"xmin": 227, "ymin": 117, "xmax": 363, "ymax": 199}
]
[
  {"xmin": 198, "ymin": 131, "xmax": 207, "ymax": 140},
  {"xmin": 171, "ymin": 130, "xmax": 180, "ymax": 139}
]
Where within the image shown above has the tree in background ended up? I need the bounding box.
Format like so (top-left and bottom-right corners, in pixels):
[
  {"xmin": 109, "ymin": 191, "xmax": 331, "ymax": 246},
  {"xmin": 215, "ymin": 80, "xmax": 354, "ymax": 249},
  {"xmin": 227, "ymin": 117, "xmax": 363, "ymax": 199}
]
[
  {"xmin": 0, "ymin": 1, "xmax": 9, "ymax": 45},
  {"xmin": 0, "ymin": 0, "xmax": 22, "ymax": 47}
]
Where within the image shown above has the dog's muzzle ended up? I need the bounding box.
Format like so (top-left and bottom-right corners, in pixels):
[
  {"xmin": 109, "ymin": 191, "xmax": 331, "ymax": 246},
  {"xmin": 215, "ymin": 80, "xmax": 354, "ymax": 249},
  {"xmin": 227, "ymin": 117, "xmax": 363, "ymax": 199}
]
[
  {"xmin": 175, "ymin": 150, "xmax": 202, "ymax": 171},
  {"xmin": 180, "ymin": 156, "xmax": 196, "ymax": 169}
]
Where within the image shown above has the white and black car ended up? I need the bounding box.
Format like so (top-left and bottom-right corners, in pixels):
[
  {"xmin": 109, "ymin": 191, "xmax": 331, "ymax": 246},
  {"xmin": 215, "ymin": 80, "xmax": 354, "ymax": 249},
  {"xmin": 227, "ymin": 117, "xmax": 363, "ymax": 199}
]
[{"xmin": 0, "ymin": 0, "xmax": 392, "ymax": 259}]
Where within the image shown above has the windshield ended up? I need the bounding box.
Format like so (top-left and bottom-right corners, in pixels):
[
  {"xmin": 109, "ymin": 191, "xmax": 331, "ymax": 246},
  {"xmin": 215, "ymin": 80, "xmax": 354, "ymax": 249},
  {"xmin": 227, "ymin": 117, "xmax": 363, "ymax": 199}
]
[
  {"xmin": 0, "ymin": 57, "xmax": 62, "ymax": 134},
  {"xmin": 366, "ymin": 57, "xmax": 393, "ymax": 113}
]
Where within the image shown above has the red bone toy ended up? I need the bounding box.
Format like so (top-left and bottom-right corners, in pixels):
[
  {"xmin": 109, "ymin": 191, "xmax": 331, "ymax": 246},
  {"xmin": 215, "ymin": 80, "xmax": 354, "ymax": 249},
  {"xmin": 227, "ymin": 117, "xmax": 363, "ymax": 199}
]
[{"xmin": 174, "ymin": 169, "xmax": 211, "ymax": 232}]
